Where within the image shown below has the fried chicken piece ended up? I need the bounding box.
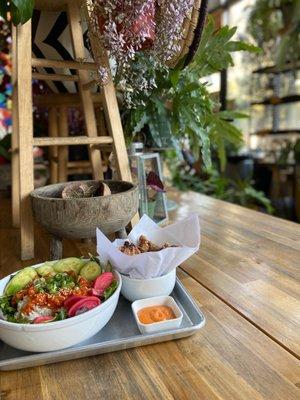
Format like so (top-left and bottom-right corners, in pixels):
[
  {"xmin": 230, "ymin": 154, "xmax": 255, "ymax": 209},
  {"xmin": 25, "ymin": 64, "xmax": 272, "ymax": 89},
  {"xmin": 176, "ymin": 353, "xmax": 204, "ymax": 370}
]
[
  {"xmin": 162, "ymin": 242, "xmax": 178, "ymax": 249},
  {"xmin": 138, "ymin": 235, "xmax": 151, "ymax": 252},
  {"xmin": 119, "ymin": 241, "xmax": 141, "ymax": 255},
  {"xmin": 138, "ymin": 235, "xmax": 162, "ymax": 252},
  {"xmin": 119, "ymin": 236, "xmax": 178, "ymax": 255}
]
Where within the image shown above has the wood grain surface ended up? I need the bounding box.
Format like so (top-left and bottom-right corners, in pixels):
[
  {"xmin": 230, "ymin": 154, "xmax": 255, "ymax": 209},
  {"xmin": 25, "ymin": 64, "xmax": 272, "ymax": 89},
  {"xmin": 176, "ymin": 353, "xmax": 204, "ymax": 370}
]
[
  {"xmin": 166, "ymin": 190, "xmax": 300, "ymax": 359},
  {"xmin": 0, "ymin": 195, "xmax": 299, "ymax": 400}
]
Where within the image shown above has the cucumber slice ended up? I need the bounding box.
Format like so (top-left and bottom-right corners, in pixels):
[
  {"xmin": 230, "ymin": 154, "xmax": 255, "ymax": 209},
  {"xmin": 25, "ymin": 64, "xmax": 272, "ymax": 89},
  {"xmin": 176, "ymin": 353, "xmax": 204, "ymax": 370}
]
[
  {"xmin": 36, "ymin": 261, "xmax": 56, "ymax": 277},
  {"xmin": 79, "ymin": 261, "xmax": 102, "ymax": 281},
  {"xmin": 53, "ymin": 258, "xmax": 85, "ymax": 275},
  {"xmin": 4, "ymin": 267, "xmax": 38, "ymax": 296}
]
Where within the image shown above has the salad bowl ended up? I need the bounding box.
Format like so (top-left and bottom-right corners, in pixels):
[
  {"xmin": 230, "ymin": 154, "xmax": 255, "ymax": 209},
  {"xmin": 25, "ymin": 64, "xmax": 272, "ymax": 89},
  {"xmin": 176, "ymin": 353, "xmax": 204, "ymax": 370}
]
[{"xmin": 0, "ymin": 263, "xmax": 122, "ymax": 352}]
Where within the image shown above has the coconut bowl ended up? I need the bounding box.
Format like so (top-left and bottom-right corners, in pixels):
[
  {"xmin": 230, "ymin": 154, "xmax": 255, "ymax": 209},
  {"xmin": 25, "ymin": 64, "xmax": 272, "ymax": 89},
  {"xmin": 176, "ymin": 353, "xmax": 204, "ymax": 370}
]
[{"xmin": 30, "ymin": 180, "xmax": 139, "ymax": 239}]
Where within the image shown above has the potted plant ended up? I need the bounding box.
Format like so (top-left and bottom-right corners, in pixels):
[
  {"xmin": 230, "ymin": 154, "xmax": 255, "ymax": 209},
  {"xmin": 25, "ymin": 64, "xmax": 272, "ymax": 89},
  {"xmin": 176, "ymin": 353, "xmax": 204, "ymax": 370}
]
[{"xmin": 122, "ymin": 16, "xmax": 259, "ymax": 172}]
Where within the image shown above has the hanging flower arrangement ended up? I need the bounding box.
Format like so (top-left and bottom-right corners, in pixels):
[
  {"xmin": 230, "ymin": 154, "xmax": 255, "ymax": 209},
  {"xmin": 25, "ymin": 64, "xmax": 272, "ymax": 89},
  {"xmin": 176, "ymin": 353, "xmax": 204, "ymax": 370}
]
[{"xmin": 86, "ymin": 0, "xmax": 194, "ymax": 86}]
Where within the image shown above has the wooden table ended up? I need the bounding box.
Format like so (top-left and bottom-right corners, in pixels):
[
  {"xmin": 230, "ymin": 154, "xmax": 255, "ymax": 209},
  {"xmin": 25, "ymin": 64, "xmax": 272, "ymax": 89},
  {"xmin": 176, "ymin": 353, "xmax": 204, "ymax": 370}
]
[{"xmin": 0, "ymin": 192, "xmax": 299, "ymax": 400}]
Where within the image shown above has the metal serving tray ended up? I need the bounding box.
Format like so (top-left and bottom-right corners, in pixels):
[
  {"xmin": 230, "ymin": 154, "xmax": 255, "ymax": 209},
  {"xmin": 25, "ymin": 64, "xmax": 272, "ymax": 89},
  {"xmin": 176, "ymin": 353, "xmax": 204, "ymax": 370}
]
[{"xmin": 0, "ymin": 278, "xmax": 205, "ymax": 371}]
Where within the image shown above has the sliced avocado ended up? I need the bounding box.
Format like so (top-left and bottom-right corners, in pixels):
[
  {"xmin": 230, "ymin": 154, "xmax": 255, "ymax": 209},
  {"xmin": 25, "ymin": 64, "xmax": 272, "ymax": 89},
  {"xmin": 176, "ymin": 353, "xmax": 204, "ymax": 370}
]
[
  {"xmin": 79, "ymin": 261, "xmax": 102, "ymax": 281},
  {"xmin": 36, "ymin": 261, "xmax": 56, "ymax": 277},
  {"xmin": 53, "ymin": 257, "xmax": 85, "ymax": 275},
  {"xmin": 4, "ymin": 267, "xmax": 38, "ymax": 296}
]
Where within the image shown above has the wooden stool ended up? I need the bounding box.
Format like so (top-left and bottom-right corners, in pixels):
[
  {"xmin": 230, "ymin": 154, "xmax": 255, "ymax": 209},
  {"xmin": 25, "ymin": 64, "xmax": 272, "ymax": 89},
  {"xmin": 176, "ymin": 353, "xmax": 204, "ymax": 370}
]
[
  {"xmin": 12, "ymin": 0, "xmax": 134, "ymax": 260},
  {"xmin": 34, "ymin": 93, "xmax": 110, "ymax": 183}
]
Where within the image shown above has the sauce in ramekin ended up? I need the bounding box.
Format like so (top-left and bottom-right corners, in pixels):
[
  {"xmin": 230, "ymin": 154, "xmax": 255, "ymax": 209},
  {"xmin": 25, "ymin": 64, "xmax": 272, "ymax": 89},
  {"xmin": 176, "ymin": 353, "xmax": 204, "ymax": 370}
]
[{"xmin": 138, "ymin": 305, "xmax": 176, "ymax": 324}]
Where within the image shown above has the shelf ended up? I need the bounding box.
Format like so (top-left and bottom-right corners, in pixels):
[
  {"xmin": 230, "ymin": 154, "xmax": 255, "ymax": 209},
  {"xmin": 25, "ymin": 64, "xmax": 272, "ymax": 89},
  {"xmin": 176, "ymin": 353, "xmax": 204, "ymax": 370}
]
[
  {"xmin": 250, "ymin": 129, "xmax": 300, "ymax": 136},
  {"xmin": 252, "ymin": 61, "xmax": 300, "ymax": 75},
  {"xmin": 251, "ymin": 94, "xmax": 300, "ymax": 106}
]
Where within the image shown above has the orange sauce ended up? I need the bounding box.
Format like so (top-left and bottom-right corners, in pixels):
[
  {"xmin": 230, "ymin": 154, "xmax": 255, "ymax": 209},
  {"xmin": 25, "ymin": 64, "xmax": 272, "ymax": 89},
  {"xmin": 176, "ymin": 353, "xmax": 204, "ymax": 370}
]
[{"xmin": 137, "ymin": 305, "xmax": 176, "ymax": 324}]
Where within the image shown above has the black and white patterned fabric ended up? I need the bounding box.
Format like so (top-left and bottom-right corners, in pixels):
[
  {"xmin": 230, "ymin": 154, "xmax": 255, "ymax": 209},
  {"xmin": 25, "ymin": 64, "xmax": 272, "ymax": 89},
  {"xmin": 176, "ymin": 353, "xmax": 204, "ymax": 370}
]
[{"xmin": 32, "ymin": 9, "xmax": 93, "ymax": 93}]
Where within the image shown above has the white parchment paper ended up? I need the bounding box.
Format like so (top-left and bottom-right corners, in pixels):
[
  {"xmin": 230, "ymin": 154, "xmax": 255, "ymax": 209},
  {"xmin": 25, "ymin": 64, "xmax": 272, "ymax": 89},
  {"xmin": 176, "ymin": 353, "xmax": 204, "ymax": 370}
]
[{"xmin": 96, "ymin": 214, "xmax": 200, "ymax": 279}]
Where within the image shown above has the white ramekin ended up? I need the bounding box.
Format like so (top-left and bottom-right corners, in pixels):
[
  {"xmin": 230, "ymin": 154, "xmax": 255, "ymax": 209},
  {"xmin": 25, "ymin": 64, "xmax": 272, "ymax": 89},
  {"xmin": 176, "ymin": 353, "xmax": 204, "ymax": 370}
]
[
  {"xmin": 120, "ymin": 268, "xmax": 176, "ymax": 302},
  {"xmin": 131, "ymin": 295, "xmax": 183, "ymax": 334}
]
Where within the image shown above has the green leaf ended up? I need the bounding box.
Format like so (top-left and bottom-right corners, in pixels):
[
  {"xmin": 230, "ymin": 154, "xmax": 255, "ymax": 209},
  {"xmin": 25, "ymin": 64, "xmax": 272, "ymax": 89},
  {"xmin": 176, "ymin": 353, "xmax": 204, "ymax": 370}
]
[
  {"xmin": 11, "ymin": 2, "xmax": 21, "ymax": 25},
  {"xmin": 188, "ymin": 121, "xmax": 212, "ymax": 169},
  {"xmin": 12, "ymin": 0, "xmax": 34, "ymax": 25},
  {"xmin": 170, "ymin": 57, "xmax": 186, "ymax": 86},
  {"xmin": 0, "ymin": 1, "xmax": 9, "ymax": 20},
  {"xmin": 215, "ymin": 136, "xmax": 226, "ymax": 172},
  {"xmin": 103, "ymin": 280, "xmax": 118, "ymax": 300},
  {"xmin": 178, "ymin": 82, "xmax": 201, "ymax": 96},
  {"xmin": 132, "ymin": 112, "xmax": 149, "ymax": 135},
  {"xmin": 54, "ymin": 308, "xmax": 67, "ymax": 321},
  {"xmin": 244, "ymin": 186, "xmax": 274, "ymax": 214},
  {"xmin": 0, "ymin": 295, "xmax": 15, "ymax": 319},
  {"xmin": 218, "ymin": 110, "xmax": 249, "ymax": 120},
  {"xmin": 189, "ymin": 15, "xmax": 259, "ymax": 78},
  {"xmin": 225, "ymin": 41, "xmax": 261, "ymax": 53},
  {"xmin": 0, "ymin": 146, "xmax": 11, "ymax": 161}
]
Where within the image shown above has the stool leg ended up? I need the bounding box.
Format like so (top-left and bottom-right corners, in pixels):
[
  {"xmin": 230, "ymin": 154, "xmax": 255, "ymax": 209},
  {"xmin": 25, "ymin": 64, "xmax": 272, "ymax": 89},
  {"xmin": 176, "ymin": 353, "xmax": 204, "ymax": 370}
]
[
  {"xmin": 17, "ymin": 20, "xmax": 34, "ymax": 260},
  {"xmin": 49, "ymin": 107, "xmax": 59, "ymax": 184},
  {"xmin": 57, "ymin": 106, "xmax": 68, "ymax": 182},
  {"xmin": 67, "ymin": 2, "xmax": 103, "ymax": 180},
  {"xmin": 116, "ymin": 228, "xmax": 127, "ymax": 239},
  {"xmin": 50, "ymin": 235, "xmax": 63, "ymax": 260},
  {"xmin": 11, "ymin": 25, "xmax": 20, "ymax": 228}
]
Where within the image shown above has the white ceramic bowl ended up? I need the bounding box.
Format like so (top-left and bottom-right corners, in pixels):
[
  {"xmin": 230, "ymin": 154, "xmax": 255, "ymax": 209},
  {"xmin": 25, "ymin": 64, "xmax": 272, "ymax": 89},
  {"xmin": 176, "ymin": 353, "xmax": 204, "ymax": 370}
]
[
  {"xmin": 120, "ymin": 269, "xmax": 176, "ymax": 302},
  {"xmin": 132, "ymin": 295, "xmax": 183, "ymax": 334},
  {"xmin": 0, "ymin": 264, "xmax": 122, "ymax": 352}
]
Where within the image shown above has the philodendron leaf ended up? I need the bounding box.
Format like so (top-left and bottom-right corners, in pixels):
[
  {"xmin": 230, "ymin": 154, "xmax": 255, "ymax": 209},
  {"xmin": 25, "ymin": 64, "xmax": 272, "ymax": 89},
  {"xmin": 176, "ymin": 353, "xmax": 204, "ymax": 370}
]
[
  {"xmin": 0, "ymin": 1, "xmax": 9, "ymax": 20},
  {"xmin": 188, "ymin": 121, "xmax": 212, "ymax": 169},
  {"xmin": 12, "ymin": 0, "xmax": 34, "ymax": 24},
  {"xmin": 132, "ymin": 112, "xmax": 149, "ymax": 135},
  {"xmin": 225, "ymin": 41, "xmax": 261, "ymax": 53}
]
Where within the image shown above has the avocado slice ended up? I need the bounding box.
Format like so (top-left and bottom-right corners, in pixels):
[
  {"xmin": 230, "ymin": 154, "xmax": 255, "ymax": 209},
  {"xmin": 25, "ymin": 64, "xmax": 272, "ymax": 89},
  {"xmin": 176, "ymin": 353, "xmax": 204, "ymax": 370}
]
[
  {"xmin": 36, "ymin": 261, "xmax": 56, "ymax": 277},
  {"xmin": 4, "ymin": 267, "xmax": 38, "ymax": 296},
  {"xmin": 79, "ymin": 261, "xmax": 102, "ymax": 281},
  {"xmin": 53, "ymin": 257, "xmax": 85, "ymax": 275}
]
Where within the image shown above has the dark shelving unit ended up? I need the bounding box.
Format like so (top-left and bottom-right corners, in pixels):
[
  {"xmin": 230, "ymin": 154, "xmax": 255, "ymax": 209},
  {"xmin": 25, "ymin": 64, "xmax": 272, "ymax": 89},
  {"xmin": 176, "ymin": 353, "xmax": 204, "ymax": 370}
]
[
  {"xmin": 250, "ymin": 129, "xmax": 300, "ymax": 136},
  {"xmin": 251, "ymin": 94, "xmax": 300, "ymax": 106},
  {"xmin": 252, "ymin": 61, "xmax": 300, "ymax": 75}
]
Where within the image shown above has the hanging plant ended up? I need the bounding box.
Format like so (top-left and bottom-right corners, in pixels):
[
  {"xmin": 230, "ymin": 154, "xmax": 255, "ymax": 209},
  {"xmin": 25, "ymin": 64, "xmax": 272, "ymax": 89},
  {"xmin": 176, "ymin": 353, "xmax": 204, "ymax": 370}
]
[
  {"xmin": 85, "ymin": 0, "xmax": 194, "ymax": 86},
  {"xmin": 0, "ymin": 0, "xmax": 34, "ymax": 25}
]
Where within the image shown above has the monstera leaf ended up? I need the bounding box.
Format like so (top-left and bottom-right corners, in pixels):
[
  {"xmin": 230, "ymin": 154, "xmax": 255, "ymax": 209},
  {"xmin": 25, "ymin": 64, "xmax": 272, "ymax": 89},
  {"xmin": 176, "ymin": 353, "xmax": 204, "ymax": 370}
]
[{"xmin": 0, "ymin": 0, "xmax": 34, "ymax": 25}]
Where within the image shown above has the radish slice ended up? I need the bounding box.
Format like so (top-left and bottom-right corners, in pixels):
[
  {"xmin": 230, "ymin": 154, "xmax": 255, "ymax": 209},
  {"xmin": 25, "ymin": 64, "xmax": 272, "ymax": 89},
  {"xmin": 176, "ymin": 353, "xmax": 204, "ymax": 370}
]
[
  {"xmin": 33, "ymin": 316, "xmax": 54, "ymax": 324},
  {"xmin": 64, "ymin": 295, "xmax": 86, "ymax": 310},
  {"xmin": 93, "ymin": 272, "xmax": 114, "ymax": 296},
  {"xmin": 68, "ymin": 296, "xmax": 101, "ymax": 317},
  {"xmin": 89, "ymin": 288, "xmax": 101, "ymax": 297}
]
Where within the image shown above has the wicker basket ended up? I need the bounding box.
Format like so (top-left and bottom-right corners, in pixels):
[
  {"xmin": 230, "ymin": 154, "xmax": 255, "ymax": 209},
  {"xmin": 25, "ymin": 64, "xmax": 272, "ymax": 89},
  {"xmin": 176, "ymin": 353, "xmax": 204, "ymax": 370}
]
[
  {"xmin": 168, "ymin": 0, "xmax": 208, "ymax": 67},
  {"xmin": 84, "ymin": 0, "xmax": 208, "ymax": 78}
]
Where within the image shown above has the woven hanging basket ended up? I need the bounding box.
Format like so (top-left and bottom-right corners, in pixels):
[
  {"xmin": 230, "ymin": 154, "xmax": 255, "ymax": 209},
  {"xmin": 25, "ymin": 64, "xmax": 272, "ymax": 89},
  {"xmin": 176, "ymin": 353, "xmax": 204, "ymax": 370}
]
[
  {"xmin": 83, "ymin": 0, "xmax": 208, "ymax": 84},
  {"xmin": 168, "ymin": 0, "xmax": 208, "ymax": 67}
]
